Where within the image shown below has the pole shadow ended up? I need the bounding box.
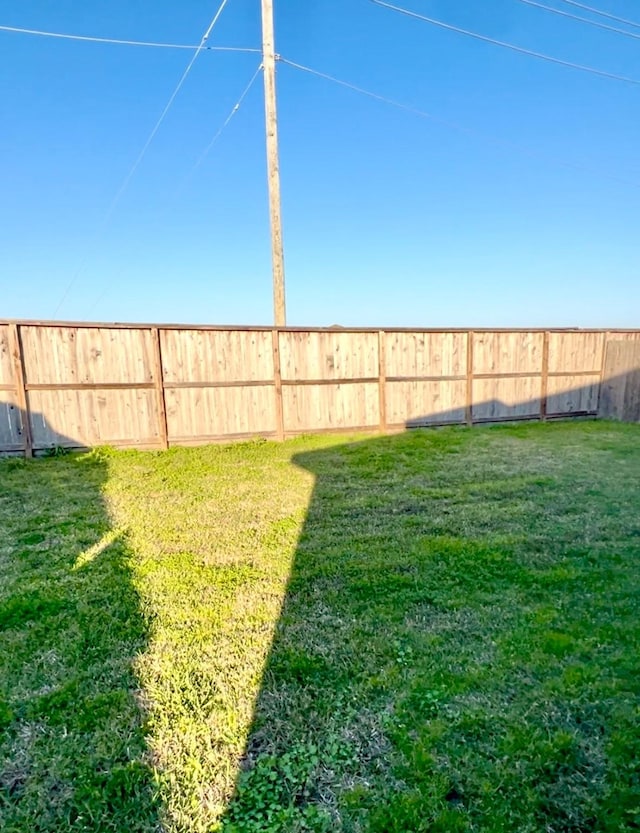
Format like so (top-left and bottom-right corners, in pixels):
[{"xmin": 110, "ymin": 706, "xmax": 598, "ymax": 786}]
[
  {"xmin": 0, "ymin": 429, "xmax": 160, "ymax": 831},
  {"xmin": 220, "ymin": 418, "xmax": 640, "ymax": 832}
]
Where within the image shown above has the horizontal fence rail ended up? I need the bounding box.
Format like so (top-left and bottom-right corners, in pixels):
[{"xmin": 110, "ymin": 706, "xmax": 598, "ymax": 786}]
[{"xmin": 1, "ymin": 321, "xmax": 639, "ymax": 456}]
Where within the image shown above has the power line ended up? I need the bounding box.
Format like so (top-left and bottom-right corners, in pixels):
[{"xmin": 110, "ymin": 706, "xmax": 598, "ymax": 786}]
[
  {"xmin": 53, "ymin": 0, "xmax": 232, "ymax": 317},
  {"xmin": 370, "ymin": 0, "xmax": 640, "ymax": 86},
  {"xmin": 190, "ymin": 63, "xmax": 263, "ymax": 175},
  {"xmin": 0, "ymin": 22, "xmax": 259, "ymax": 52},
  {"xmin": 558, "ymin": 0, "xmax": 640, "ymax": 30},
  {"xmin": 281, "ymin": 57, "xmax": 447, "ymax": 120},
  {"xmin": 280, "ymin": 56, "xmax": 640, "ymax": 189},
  {"xmin": 519, "ymin": 0, "xmax": 640, "ymax": 41},
  {"xmin": 85, "ymin": 63, "xmax": 264, "ymax": 317}
]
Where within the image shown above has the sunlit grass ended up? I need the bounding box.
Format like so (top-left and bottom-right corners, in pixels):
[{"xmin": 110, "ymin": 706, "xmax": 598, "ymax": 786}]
[{"xmin": 1, "ymin": 421, "xmax": 639, "ymax": 832}]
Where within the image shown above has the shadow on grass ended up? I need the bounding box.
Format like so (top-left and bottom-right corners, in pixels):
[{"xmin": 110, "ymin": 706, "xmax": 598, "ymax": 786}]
[
  {"xmin": 0, "ymin": 451, "xmax": 159, "ymax": 832},
  {"xmin": 221, "ymin": 423, "xmax": 640, "ymax": 832}
]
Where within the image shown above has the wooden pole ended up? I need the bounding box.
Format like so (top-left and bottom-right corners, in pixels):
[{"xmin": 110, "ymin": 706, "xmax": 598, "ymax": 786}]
[
  {"xmin": 261, "ymin": 0, "xmax": 286, "ymax": 327},
  {"xmin": 9, "ymin": 323, "xmax": 33, "ymax": 457}
]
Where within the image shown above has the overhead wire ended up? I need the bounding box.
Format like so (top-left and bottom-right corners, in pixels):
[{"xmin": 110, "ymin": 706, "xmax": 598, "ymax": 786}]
[
  {"xmin": 370, "ymin": 0, "xmax": 640, "ymax": 86},
  {"xmin": 0, "ymin": 23, "xmax": 259, "ymax": 52},
  {"xmin": 52, "ymin": 0, "xmax": 233, "ymax": 317},
  {"xmin": 518, "ymin": 0, "xmax": 640, "ymax": 41},
  {"xmin": 280, "ymin": 56, "xmax": 640, "ymax": 189},
  {"xmin": 189, "ymin": 62, "xmax": 263, "ymax": 176},
  {"xmin": 85, "ymin": 62, "xmax": 264, "ymax": 317},
  {"xmin": 558, "ymin": 0, "xmax": 640, "ymax": 30}
]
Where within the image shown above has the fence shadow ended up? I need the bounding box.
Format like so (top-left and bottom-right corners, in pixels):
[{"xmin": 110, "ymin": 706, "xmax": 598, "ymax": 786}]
[
  {"xmin": 0, "ymin": 428, "xmax": 159, "ymax": 830},
  {"xmin": 220, "ymin": 416, "xmax": 640, "ymax": 831},
  {"xmin": 401, "ymin": 365, "xmax": 640, "ymax": 429}
]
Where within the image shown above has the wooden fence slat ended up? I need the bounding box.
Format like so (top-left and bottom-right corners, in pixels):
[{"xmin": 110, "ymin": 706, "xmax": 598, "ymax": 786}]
[{"xmin": 8, "ymin": 324, "xmax": 32, "ymax": 458}]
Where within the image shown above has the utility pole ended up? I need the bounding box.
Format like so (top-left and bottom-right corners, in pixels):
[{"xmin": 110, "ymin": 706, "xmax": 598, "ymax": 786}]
[{"xmin": 261, "ymin": 0, "xmax": 286, "ymax": 327}]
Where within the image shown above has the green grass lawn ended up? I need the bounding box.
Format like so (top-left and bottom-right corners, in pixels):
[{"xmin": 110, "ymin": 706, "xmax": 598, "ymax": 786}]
[{"xmin": 1, "ymin": 420, "xmax": 639, "ymax": 832}]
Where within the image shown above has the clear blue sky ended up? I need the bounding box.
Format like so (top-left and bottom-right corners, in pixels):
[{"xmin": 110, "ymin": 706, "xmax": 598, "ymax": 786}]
[{"xmin": 1, "ymin": 0, "xmax": 639, "ymax": 327}]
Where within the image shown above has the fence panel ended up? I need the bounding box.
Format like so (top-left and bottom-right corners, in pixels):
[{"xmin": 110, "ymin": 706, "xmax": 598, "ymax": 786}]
[
  {"xmin": 471, "ymin": 331, "xmax": 544, "ymax": 421},
  {"xmin": 160, "ymin": 329, "xmax": 276, "ymax": 442},
  {"xmin": 161, "ymin": 329, "xmax": 274, "ymax": 384},
  {"xmin": 19, "ymin": 325, "xmax": 162, "ymax": 449},
  {"xmin": 545, "ymin": 332, "xmax": 604, "ymax": 416},
  {"xmin": 279, "ymin": 331, "xmax": 379, "ymax": 381},
  {"xmin": 165, "ymin": 386, "xmax": 277, "ymax": 442},
  {"xmin": 20, "ymin": 325, "xmax": 155, "ymax": 384},
  {"xmin": 28, "ymin": 388, "xmax": 162, "ymax": 448},
  {"xmin": 281, "ymin": 382, "xmax": 380, "ymax": 433},
  {"xmin": 473, "ymin": 331, "xmax": 544, "ymax": 375},
  {"xmin": 384, "ymin": 331, "xmax": 467, "ymax": 426}
]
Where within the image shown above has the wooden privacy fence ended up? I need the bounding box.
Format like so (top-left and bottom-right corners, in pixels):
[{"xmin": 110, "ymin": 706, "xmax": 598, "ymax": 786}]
[{"xmin": 1, "ymin": 321, "xmax": 639, "ymax": 456}]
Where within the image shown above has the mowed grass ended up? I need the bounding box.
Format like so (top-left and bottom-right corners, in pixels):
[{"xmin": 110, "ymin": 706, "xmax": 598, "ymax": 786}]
[{"xmin": 0, "ymin": 421, "xmax": 639, "ymax": 832}]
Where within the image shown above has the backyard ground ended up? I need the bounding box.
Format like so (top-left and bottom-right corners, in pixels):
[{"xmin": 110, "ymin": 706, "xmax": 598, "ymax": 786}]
[{"xmin": 0, "ymin": 420, "xmax": 639, "ymax": 832}]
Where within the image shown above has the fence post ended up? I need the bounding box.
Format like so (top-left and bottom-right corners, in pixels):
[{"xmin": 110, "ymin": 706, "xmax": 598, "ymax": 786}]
[
  {"xmin": 540, "ymin": 330, "xmax": 550, "ymax": 420},
  {"xmin": 378, "ymin": 330, "xmax": 387, "ymax": 432},
  {"xmin": 152, "ymin": 327, "xmax": 169, "ymax": 450},
  {"xmin": 9, "ymin": 323, "xmax": 33, "ymax": 458},
  {"xmin": 466, "ymin": 330, "xmax": 474, "ymax": 426},
  {"xmin": 596, "ymin": 330, "xmax": 611, "ymax": 416},
  {"xmin": 272, "ymin": 329, "xmax": 285, "ymax": 440}
]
